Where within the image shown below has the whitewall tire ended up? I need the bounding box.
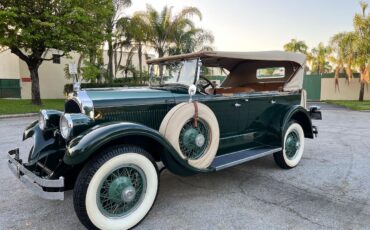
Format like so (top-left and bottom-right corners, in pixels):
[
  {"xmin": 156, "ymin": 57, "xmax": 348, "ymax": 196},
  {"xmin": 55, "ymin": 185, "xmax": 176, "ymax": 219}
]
[
  {"xmin": 159, "ymin": 102, "xmax": 220, "ymax": 169},
  {"xmin": 274, "ymin": 122, "xmax": 305, "ymax": 169},
  {"xmin": 73, "ymin": 146, "xmax": 159, "ymax": 230}
]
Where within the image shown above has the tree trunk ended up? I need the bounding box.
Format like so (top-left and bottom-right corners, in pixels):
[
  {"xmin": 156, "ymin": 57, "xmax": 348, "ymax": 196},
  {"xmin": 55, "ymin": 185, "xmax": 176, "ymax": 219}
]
[
  {"xmin": 334, "ymin": 66, "xmax": 339, "ymax": 92},
  {"xmin": 359, "ymin": 81, "xmax": 365, "ymax": 101},
  {"xmin": 138, "ymin": 42, "xmax": 143, "ymax": 79},
  {"xmin": 107, "ymin": 37, "xmax": 114, "ymax": 82},
  {"xmin": 28, "ymin": 64, "xmax": 42, "ymax": 105},
  {"xmin": 359, "ymin": 69, "xmax": 367, "ymax": 101}
]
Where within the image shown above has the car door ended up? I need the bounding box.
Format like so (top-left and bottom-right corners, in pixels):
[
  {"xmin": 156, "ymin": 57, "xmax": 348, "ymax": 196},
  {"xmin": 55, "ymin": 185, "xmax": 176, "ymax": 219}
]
[
  {"xmin": 200, "ymin": 94, "xmax": 241, "ymax": 138},
  {"xmin": 242, "ymin": 92, "xmax": 277, "ymax": 147}
]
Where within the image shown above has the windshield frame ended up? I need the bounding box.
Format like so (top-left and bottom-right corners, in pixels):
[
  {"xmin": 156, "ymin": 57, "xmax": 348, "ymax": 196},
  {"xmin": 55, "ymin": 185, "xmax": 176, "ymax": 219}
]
[{"xmin": 149, "ymin": 58, "xmax": 201, "ymax": 88}]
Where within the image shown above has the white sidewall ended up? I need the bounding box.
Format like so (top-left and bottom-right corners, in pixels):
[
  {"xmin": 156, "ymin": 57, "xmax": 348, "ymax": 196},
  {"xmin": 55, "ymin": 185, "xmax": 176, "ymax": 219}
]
[
  {"xmin": 159, "ymin": 102, "xmax": 220, "ymax": 169},
  {"xmin": 85, "ymin": 153, "xmax": 158, "ymax": 230},
  {"xmin": 283, "ymin": 123, "xmax": 305, "ymax": 167}
]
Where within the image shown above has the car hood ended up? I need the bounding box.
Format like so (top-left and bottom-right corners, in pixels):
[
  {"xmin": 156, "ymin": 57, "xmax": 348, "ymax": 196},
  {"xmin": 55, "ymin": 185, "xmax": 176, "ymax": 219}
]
[{"xmin": 83, "ymin": 87, "xmax": 176, "ymax": 108}]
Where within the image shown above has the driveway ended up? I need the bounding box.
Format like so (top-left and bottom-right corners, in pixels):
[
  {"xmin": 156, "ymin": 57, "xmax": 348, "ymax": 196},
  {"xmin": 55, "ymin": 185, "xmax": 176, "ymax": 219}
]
[{"xmin": 1, "ymin": 103, "xmax": 370, "ymax": 229}]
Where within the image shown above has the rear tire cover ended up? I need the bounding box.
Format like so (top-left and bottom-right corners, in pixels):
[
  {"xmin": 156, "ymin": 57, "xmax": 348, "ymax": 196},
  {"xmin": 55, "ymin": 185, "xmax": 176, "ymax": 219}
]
[{"xmin": 159, "ymin": 102, "xmax": 220, "ymax": 169}]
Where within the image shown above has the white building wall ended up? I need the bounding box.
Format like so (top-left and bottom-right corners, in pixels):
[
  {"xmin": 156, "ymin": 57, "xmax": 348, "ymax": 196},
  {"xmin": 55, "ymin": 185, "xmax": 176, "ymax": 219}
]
[
  {"xmin": 1, "ymin": 49, "xmax": 151, "ymax": 99},
  {"xmin": 0, "ymin": 49, "xmax": 20, "ymax": 79},
  {"xmin": 320, "ymin": 78, "xmax": 370, "ymax": 100}
]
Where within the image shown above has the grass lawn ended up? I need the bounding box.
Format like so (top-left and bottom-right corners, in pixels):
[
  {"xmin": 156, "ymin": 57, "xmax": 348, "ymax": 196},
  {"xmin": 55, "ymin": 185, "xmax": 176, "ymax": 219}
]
[
  {"xmin": 326, "ymin": 100, "xmax": 370, "ymax": 111},
  {"xmin": 0, "ymin": 99, "xmax": 65, "ymax": 115}
]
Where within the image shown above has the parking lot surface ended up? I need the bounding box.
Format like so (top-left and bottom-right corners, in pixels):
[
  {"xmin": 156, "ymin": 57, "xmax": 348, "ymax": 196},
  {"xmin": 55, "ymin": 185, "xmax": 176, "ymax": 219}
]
[{"xmin": 1, "ymin": 103, "xmax": 370, "ymax": 230}]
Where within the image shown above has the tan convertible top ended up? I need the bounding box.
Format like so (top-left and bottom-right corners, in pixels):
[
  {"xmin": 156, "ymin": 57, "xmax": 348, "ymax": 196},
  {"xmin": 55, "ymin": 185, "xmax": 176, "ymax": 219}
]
[
  {"xmin": 147, "ymin": 51, "xmax": 306, "ymax": 67},
  {"xmin": 147, "ymin": 51, "xmax": 306, "ymax": 91}
]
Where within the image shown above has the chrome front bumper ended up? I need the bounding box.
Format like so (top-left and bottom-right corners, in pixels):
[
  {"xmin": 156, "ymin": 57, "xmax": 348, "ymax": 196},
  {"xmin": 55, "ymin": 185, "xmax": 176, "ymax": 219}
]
[{"xmin": 7, "ymin": 149, "xmax": 64, "ymax": 200}]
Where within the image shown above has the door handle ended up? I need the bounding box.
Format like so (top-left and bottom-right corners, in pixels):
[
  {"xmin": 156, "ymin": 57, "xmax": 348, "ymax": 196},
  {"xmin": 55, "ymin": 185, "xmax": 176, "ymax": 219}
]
[
  {"xmin": 271, "ymin": 100, "xmax": 276, "ymax": 104},
  {"xmin": 234, "ymin": 103, "xmax": 242, "ymax": 107}
]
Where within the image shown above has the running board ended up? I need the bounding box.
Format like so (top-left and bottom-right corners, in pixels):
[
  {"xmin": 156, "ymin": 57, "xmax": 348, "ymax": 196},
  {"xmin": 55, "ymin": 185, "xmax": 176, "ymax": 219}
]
[{"xmin": 211, "ymin": 146, "xmax": 282, "ymax": 171}]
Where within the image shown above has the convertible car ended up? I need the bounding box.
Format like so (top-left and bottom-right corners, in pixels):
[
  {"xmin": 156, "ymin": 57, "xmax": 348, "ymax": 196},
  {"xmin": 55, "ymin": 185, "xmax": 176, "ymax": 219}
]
[{"xmin": 7, "ymin": 51, "xmax": 321, "ymax": 230}]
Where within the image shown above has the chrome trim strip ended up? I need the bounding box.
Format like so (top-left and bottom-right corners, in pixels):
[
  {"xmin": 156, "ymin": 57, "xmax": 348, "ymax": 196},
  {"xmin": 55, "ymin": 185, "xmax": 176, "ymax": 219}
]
[
  {"xmin": 7, "ymin": 154, "xmax": 64, "ymax": 188},
  {"xmin": 214, "ymin": 147, "xmax": 282, "ymax": 171},
  {"xmin": 73, "ymin": 90, "xmax": 94, "ymax": 119}
]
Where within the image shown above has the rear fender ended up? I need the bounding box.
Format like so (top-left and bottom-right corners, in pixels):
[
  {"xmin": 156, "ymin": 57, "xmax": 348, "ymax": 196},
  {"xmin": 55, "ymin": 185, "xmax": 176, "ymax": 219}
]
[
  {"xmin": 64, "ymin": 122, "xmax": 212, "ymax": 176},
  {"xmin": 282, "ymin": 105, "xmax": 314, "ymax": 139}
]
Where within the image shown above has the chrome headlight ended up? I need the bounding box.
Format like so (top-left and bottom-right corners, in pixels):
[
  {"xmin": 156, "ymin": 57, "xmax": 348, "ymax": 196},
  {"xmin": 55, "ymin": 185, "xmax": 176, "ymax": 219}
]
[
  {"xmin": 60, "ymin": 114, "xmax": 73, "ymax": 139},
  {"xmin": 38, "ymin": 110, "xmax": 48, "ymax": 130}
]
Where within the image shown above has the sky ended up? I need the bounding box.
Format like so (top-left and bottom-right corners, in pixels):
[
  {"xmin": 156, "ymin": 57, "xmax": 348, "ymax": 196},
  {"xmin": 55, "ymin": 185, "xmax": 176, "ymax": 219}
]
[{"xmin": 126, "ymin": 0, "xmax": 362, "ymax": 52}]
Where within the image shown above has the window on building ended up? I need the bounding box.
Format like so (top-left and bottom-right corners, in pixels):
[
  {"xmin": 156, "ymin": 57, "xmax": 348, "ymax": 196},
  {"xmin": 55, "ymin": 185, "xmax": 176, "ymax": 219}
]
[{"xmin": 52, "ymin": 54, "xmax": 61, "ymax": 64}]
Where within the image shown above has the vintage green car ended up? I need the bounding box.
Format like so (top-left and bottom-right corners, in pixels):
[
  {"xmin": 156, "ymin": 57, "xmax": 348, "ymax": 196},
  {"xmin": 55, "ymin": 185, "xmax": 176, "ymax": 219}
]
[{"xmin": 7, "ymin": 51, "xmax": 321, "ymax": 230}]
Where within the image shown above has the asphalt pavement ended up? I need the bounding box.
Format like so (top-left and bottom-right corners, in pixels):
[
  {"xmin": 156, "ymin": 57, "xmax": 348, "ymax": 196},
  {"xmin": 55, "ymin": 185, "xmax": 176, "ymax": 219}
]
[{"xmin": 0, "ymin": 103, "xmax": 370, "ymax": 230}]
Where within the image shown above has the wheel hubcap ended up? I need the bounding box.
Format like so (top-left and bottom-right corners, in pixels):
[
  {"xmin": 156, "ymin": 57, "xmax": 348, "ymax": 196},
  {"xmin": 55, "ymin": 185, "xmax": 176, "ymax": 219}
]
[
  {"xmin": 285, "ymin": 130, "xmax": 300, "ymax": 159},
  {"xmin": 179, "ymin": 119, "xmax": 210, "ymax": 160},
  {"xmin": 97, "ymin": 165, "xmax": 146, "ymax": 217}
]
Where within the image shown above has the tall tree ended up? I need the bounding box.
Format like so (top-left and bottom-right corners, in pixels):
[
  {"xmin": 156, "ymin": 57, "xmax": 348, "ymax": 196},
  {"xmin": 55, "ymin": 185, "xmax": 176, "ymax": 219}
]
[
  {"xmin": 329, "ymin": 32, "xmax": 352, "ymax": 90},
  {"xmin": 283, "ymin": 39, "xmax": 308, "ymax": 54},
  {"xmin": 105, "ymin": 0, "xmax": 131, "ymax": 82},
  {"xmin": 310, "ymin": 43, "xmax": 332, "ymax": 74},
  {"xmin": 354, "ymin": 1, "xmax": 370, "ymax": 101},
  {"xmin": 169, "ymin": 27, "xmax": 214, "ymax": 55},
  {"xmin": 124, "ymin": 15, "xmax": 149, "ymax": 78},
  {"xmin": 0, "ymin": 0, "xmax": 112, "ymax": 105},
  {"xmin": 134, "ymin": 5, "xmax": 202, "ymax": 58}
]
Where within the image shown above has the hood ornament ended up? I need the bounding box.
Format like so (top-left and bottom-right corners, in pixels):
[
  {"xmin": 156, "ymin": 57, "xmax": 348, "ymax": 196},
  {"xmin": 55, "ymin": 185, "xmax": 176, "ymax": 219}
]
[{"xmin": 69, "ymin": 63, "xmax": 80, "ymax": 95}]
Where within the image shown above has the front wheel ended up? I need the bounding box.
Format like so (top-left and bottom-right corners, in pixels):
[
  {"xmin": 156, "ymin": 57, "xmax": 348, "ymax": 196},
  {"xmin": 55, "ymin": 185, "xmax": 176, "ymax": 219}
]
[
  {"xmin": 73, "ymin": 145, "xmax": 159, "ymax": 230},
  {"xmin": 274, "ymin": 122, "xmax": 305, "ymax": 169}
]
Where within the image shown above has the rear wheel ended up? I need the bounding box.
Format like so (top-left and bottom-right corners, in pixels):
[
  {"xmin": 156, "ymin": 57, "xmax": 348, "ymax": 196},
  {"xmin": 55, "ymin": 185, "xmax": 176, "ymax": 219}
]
[
  {"xmin": 274, "ymin": 121, "xmax": 305, "ymax": 169},
  {"xmin": 73, "ymin": 145, "xmax": 159, "ymax": 230}
]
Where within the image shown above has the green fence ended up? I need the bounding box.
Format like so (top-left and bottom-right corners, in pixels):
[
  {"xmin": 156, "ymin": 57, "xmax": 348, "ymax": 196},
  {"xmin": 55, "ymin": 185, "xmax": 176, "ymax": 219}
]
[
  {"xmin": 303, "ymin": 75, "xmax": 321, "ymax": 101},
  {"xmin": 0, "ymin": 79, "xmax": 21, "ymax": 98}
]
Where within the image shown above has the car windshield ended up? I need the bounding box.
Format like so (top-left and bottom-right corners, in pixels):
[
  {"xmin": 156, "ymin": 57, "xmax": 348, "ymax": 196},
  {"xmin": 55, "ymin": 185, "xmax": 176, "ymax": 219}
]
[{"xmin": 150, "ymin": 59, "xmax": 198, "ymax": 86}]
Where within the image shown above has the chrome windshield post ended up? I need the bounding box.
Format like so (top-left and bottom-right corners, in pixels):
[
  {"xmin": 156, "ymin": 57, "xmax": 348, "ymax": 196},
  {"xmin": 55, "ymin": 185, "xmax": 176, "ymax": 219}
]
[
  {"xmin": 194, "ymin": 58, "xmax": 202, "ymax": 85},
  {"xmin": 149, "ymin": 65, "xmax": 154, "ymax": 85}
]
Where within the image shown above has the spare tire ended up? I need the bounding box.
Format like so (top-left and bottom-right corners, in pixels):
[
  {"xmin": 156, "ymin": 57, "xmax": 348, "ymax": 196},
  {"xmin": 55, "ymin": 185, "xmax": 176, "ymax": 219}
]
[{"xmin": 159, "ymin": 102, "xmax": 220, "ymax": 169}]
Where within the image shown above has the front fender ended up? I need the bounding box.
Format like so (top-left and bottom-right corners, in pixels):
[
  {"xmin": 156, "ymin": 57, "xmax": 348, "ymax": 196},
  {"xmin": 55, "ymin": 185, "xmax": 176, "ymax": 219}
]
[
  {"xmin": 64, "ymin": 122, "xmax": 213, "ymax": 176},
  {"xmin": 23, "ymin": 120, "xmax": 66, "ymax": 166}
]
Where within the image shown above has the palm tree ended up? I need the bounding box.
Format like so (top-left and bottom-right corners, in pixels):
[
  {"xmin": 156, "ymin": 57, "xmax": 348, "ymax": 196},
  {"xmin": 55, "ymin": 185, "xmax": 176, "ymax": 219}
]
[
  {"xmin": 341, "ymin": 32, "xmax": 357, "ymax": 83},
  {"xmin": 329, "ymin": 32, "xmax": 353, "ymax": 90},
  {"xmin": 310, "ymin": 43, "xmax": 332, "ymax": 74},
  {"xmin": 105, "ymin": 0, "xmax": 132, "ymax": 82},
  {"xmin": 123, "ymin": 15, "xmax": 150, "ymax": 78},
  {"xmin": 133, "ymin": 5, "xmax": 202, "ymax": 58},
  {"xmin": 353, "ymin": 1, "xmax": 370, "ymax": 101},
  {"xmin": 169, "ymin": 27, "xmax": 214, "ymax": 55},
  {"xmin": 283, "ymin": 39, "xmax": 308, "ymax": 54}
]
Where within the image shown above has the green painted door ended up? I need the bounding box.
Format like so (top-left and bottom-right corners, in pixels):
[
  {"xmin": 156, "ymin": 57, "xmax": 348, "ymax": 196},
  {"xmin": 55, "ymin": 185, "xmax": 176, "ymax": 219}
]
[
  {"xmin": 303, "ymin": 75, "xmax": 321, "ymax": 101},
  {"xmin": 0, "ymin": 79, "xmax": 21, "ymax": 98}
]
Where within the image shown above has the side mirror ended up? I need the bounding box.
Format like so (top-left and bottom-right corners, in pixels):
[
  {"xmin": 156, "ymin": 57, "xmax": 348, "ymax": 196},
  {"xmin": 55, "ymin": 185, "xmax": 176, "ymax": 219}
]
[{"xmin": 188, "ymin": 84, "xmax": 197, "ymax": 102}]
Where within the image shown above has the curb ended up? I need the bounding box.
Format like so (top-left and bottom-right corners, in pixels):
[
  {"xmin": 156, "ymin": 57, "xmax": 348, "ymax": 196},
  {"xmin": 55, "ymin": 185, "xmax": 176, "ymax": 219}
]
[{"xmin": 0, "ymin": 113, "xmax": 38, "ymax": 119}]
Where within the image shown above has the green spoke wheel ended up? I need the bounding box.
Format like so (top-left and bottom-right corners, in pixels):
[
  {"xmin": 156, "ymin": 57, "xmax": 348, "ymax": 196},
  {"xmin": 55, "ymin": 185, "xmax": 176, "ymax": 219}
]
[
  {"xmin": 273, "ymin": 121, "xmax": 305, "ymax": 169},
  {"xmin": 97, "ymin": 165, "xmax": 146, "ymax": 217},
  {"xmin": 179, "ymin": 119, "xmax": 210, "ymax": 160},
  {"xmin": 73, "ymin": 146, "xmax": 159, "ymax": 230},
  {"xmin": 285, "ymin": 130, "xmax": 300, "ymax": 160}
]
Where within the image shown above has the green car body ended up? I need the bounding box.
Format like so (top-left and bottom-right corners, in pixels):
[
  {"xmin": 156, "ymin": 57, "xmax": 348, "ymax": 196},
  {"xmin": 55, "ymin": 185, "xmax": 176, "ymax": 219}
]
[
  {"xmin": 21, "ymin": 87, "xmax": 314, "ymax": 178},
  {"xmin": 7, "ymin": 51, "xmax": 321, "ymax": 202}
]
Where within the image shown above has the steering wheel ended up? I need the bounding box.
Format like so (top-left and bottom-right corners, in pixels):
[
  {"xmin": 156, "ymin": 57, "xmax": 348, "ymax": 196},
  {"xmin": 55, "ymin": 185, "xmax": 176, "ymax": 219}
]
[{"xmin": 198, "ymin": 76, "xmax": 215, "ymax": 94}]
